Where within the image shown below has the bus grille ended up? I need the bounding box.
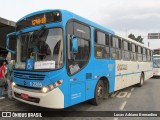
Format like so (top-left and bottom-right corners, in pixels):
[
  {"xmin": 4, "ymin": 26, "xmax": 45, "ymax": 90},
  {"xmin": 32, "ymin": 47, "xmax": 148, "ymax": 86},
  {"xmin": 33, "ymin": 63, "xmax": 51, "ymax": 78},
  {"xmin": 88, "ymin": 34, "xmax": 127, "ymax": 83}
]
[{"xmin": 14, "ymin": 72, "xmax": 46, "ymax": 80}]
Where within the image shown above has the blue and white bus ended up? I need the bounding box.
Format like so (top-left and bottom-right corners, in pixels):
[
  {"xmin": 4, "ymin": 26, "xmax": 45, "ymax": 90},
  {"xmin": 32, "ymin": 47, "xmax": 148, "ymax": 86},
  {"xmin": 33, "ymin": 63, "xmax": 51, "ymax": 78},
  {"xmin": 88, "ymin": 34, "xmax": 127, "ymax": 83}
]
[
  {"xmin": 6, "ymin": 10, "xmax": 153, "ymax": 108},
  {"xmin": 153, "ymin": 55, "xmax": 160, "ymax": 77}
]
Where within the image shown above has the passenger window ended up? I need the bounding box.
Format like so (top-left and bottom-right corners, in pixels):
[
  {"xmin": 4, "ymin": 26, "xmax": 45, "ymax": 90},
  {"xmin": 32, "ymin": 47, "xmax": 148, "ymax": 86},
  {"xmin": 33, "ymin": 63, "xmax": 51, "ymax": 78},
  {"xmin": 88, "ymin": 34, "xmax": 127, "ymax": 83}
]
[
  {"xmin": 111, "ymin": 36, "xmax": 121, "ymax": 60},
  {"xmin": 122, "ymin": 40, "xmax": 130, "ymax": 61},
  {"xmin": 74, "ymin": 22, "xmax": 90, "ymax": 40},
  {"xmin": 142, "ymin": 48, "xmax": 147, "ymax": 61},
  {"xmin": 131, "ymin": 44, "xmax": 137, "ymax": 61},
  {"xmin": 94, "ymin": 31, "xmax": 110, "ymax": 59},
  {"xmin": 137, "ymin": 46, "xmax": 142, "ymax": 61}
]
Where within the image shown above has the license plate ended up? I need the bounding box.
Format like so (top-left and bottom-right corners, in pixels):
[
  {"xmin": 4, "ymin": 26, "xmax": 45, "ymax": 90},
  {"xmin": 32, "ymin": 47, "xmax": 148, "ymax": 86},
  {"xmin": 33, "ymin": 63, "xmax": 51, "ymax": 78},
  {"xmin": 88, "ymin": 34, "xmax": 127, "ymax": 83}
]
[{"xmin": 21, "ymin": 93, "xmax": 29, "ymax": 99}]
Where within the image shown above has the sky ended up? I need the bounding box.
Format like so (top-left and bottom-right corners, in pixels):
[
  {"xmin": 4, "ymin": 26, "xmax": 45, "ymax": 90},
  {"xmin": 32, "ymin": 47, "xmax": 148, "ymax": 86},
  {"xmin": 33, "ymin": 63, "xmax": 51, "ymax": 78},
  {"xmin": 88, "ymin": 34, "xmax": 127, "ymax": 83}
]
[{"xmin": 0, "ymin": 0, "xmax": 160, "ymax": 49}]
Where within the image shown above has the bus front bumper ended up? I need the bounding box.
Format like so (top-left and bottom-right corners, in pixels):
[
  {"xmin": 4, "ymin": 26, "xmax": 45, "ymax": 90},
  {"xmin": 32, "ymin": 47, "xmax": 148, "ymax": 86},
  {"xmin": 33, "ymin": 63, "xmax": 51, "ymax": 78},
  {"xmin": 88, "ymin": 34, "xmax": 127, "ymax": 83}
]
[{"xmin": 12, "ymin": 86, "xmax": 64, "ymax": 109}]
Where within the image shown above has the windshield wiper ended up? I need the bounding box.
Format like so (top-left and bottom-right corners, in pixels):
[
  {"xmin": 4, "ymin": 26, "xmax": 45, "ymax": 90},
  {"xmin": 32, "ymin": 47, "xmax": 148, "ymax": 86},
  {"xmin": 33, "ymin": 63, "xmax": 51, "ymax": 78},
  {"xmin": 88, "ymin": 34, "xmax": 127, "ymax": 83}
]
[
  {"xmin": 32, "ymin": 25, "xmax": 46, "ymax": 40},
  {"xmin": 28, "ymin": 25, "xmax": 46, "ymax": 48}
]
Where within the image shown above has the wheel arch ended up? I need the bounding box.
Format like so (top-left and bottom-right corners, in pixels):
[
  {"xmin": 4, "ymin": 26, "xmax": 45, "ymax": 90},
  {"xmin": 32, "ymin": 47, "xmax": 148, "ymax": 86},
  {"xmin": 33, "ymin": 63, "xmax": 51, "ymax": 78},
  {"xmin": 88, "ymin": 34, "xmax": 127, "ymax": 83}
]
[{"xmin": 99, "ymin": 76, "xmax": 110, "ymax": 93}]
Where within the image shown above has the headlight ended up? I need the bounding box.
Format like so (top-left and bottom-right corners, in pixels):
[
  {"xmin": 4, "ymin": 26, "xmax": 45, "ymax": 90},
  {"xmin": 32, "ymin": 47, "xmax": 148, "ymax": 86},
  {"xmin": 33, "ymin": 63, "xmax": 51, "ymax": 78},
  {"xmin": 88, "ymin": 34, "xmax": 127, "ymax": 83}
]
[
  {"xmin": 41, "ymin": 80, "xmax": 63, "ymax": 93},
  {"xmin": 12, "ymin": 82, "xmax": 16, "ymax": 87},
  {"xmin": 42, "ymin": 87, "xmax": 48, "ymax": 93}
]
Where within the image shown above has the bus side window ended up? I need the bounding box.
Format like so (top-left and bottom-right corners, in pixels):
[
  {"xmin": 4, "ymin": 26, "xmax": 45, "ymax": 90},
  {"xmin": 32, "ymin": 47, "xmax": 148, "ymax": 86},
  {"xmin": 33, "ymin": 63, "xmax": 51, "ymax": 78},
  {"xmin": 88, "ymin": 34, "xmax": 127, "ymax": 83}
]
[
  {"xmin": 122, "ymin": 40, "xmax": 130, "ymax": 61},
  {"xmin": 142, "ymin": 48, "xmax": 147, "ymax": 62},
  {"xmin": 147, "ymin": 49, "xmax": 151, "ymax": 61},
  {"xmin": 131, "ymin": 43, "xmax": 136, "ymax": 61},
  {"xmin": 111, "ymin": 36, "xmax": 121, "ymax": 60},
  {"xmin": 94, "ymin": 31, "xmax": 110, "ymax": 59},
  {"xmin": 137, "ymin": 46, "xmax": 142, "ymax": 61}
]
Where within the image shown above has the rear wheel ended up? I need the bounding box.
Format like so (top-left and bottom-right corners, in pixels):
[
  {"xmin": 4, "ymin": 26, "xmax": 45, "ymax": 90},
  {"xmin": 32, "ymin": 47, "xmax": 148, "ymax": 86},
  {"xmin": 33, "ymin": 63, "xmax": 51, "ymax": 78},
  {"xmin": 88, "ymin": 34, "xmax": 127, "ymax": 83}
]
[
  {"xmin": 90, "ymin": 80, "xmax": 105, "ymax": 105},
  {"xmin": 137, "ymin": 73, "xmax": 144, "ymax": 87}
]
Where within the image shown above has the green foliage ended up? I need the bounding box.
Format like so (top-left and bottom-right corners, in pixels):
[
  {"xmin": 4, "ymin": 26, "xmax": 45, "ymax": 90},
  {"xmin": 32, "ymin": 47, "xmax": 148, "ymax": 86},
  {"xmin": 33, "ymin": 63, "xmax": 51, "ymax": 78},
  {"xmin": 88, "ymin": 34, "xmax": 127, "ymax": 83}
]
[{"xmin": 128, "ymin": 33, "xmax": 144, "ymax": 44}]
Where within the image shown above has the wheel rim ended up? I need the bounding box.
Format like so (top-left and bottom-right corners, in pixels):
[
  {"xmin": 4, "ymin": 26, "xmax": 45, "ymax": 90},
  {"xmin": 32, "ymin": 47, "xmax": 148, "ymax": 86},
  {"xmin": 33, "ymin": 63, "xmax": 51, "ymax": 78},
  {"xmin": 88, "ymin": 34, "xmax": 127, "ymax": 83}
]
[{"xmin": 97, "ymin": 85, "xmax": 103, "ymax": 98}]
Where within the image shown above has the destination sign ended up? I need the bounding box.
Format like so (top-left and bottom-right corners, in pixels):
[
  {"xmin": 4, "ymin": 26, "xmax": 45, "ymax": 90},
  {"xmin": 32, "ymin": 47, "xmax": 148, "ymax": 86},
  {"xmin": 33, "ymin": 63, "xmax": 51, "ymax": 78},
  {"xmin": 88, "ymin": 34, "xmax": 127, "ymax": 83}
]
[
  {"xmin": 16, "ymin": 11, "xmax": 61, "ymax": 30},
  {"xmin": 32, "ymin": 16, "xmax": 46, "ymax": 26}
]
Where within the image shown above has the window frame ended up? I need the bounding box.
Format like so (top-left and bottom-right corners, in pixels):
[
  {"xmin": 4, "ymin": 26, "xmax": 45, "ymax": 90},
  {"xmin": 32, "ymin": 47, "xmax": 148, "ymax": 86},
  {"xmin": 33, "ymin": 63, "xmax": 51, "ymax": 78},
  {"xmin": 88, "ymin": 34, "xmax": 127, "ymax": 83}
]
[
  {"xmin": 110, "ymin": 35, "xmax": 122, "ymax": 60},
  {"xmin": 66, "ymin": 19, "xmax": 91, "ymax": 76},
  {"xmin": 137, "ymin": 45, "xmax": 143, "ymax": 62},
  {"xmin": 147, "ymin": 49, "xmax": 151, "ymax": 61},
  {"xmin": 142, "ymin": 47, "xmax": 147, "ymax": 62},
  {"xmin": 130, "ymin": 43, "xmax": 137, "ymax": 61},
  {"xmin": 94, "ymin": 29, "xmax": 110, "ymax": 59},
  {"xmin": 122, "ymin": 40, "xmax": 130, "ymax": 61}
]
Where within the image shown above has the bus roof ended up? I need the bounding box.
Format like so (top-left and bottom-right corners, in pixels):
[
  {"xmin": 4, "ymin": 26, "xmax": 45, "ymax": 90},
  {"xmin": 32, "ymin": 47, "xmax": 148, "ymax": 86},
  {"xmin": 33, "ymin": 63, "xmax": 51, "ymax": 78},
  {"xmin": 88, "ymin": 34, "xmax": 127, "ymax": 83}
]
[
  {"xmin": 16, "ymin": 9, "xmax": 114, "ymax": 34},
  {"xmin": 16, "ymin": 9, "xmax": 152, "ymax": 50},
  {"xmin": 115, "ymin": 33, "xmax": 153, "ymax": 50}
]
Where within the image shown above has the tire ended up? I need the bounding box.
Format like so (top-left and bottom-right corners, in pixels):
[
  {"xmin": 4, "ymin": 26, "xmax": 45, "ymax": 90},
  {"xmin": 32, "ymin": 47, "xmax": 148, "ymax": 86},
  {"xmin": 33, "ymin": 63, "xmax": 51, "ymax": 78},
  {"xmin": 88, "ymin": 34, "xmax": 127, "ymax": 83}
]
[
  {"xmin": 137, "ymin": 73, "xmax": 144, "ymax": 87},
  {"xmin": 90, "ymin": 80, "xmax": 105, "ymax": 105}
]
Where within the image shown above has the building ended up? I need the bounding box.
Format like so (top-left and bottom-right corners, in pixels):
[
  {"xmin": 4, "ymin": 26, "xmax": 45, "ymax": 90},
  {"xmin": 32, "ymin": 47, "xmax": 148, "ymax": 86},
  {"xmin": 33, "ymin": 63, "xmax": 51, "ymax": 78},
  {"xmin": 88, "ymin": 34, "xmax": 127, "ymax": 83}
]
[{"xmin": 0, "ymin": 17, "xmax": 15, "ymax": 58}]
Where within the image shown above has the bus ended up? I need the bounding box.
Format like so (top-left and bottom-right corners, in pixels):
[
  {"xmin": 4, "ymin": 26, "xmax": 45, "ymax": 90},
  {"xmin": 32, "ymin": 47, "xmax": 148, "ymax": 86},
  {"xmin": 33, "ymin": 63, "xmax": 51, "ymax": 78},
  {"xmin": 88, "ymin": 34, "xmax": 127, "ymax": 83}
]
[
  {"xmin": 6, "ymin": 9, "xmax": 153, "ymax": 108},
  {"xmin": 153, "ymin": 55, "xmax": 160, "ymax": 77}
]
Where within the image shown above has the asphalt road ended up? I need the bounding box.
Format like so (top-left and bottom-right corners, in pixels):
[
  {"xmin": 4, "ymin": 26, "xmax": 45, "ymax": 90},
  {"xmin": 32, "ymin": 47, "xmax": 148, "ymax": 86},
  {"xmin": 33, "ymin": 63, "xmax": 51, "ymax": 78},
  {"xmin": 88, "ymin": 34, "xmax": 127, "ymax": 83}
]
[{"xmin": 0, "ymin": 77, "xmax": 160, "ymax": 120}]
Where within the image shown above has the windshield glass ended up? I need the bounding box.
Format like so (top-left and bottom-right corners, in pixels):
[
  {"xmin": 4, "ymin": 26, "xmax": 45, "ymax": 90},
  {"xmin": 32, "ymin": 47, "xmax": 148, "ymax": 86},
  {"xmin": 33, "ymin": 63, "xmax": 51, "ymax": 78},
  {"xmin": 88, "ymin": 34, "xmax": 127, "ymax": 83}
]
[
  {"xmin": 153, "ymin": 57, "xmax": 160, "ymax": 68},
  {"xmin": 15, "ymin": 28, "xmax": 63, "ymax": 70}
]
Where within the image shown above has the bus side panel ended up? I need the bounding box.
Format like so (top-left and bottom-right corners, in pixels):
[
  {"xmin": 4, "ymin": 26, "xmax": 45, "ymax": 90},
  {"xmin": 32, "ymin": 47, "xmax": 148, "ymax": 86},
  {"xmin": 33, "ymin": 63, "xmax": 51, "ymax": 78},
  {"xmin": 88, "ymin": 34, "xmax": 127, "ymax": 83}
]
[
  {"xmin": 114, "ymin": 60, "xmax": 139, "ymax": 91},
  {"xmin": 70, "ymin": 82, "xmax": 85, "ymax": 106},
  {"xmin": 114, "ymin": 60, "xmax": 153, "ymax": 91},
  {"xmin": 107, "ymin": 60, "xmax": 116, "ymax": 93},
  {"xmin": 86, "ymin": 80, "xmax": 97, "ymax": 100},
  {"xmin": 91, "ymin": 59, "xmax": 116, "ymax": 93},
  {"xmin": 144, "ymin": 62, "xmax": 153, "ymax": 80}
]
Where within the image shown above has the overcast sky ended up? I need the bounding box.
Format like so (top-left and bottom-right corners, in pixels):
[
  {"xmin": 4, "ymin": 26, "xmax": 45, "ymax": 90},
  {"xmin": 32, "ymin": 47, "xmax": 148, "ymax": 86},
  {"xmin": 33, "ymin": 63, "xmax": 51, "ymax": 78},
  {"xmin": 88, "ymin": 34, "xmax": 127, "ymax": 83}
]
[{"xmin": 0, "ymin": 0, "xmax": 160, "ymax": 49}]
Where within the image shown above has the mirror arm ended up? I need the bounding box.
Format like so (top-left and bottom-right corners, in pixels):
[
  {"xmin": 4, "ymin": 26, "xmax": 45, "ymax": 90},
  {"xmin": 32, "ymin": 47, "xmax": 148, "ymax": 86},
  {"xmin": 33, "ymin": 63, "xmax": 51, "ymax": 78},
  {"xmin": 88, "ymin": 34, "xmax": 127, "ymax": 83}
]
[
  {"xmin": 6, "ymin": 32, "xmax": 16, "ymax": 54},
  {"xmin": 6, "ymin": 37, "xmax": 16, "ymax": 54}
]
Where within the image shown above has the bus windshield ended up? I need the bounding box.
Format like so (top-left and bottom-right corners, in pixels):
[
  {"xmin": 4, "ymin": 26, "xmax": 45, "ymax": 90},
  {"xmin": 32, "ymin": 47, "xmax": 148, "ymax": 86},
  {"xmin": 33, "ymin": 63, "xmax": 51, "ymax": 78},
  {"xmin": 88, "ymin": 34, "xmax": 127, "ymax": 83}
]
[
  {"xmin": 153, "ymin": 57, "xmax": 160, "ymax": 68},
  {"xmin": 15, "ymin": 27, "xmax": 63, "ymax": 70}
]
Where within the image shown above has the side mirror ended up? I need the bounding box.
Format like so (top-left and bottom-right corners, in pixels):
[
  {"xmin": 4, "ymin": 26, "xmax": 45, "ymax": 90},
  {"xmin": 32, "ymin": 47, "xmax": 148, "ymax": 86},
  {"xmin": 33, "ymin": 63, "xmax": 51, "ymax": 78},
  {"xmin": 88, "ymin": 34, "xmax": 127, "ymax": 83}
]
[
  {"xmin": 6, "ymin": 32, "xmax": 16, "ymax": 54},
  {"xmin": 71, "ymin": 35, "xmax": 78, "ymax": 53}
]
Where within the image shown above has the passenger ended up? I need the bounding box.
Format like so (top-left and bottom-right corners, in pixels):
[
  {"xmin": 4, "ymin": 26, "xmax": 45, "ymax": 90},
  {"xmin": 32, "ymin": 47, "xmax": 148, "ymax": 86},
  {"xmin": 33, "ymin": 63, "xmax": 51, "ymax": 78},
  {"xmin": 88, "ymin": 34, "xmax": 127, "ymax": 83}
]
[
  {"xmin": 0, "ymin": 60, "xmax": 7, "ymax": 99},
  {"xmin": 6, "ymin": 60, "xmax": 14, "ymax": 100}
]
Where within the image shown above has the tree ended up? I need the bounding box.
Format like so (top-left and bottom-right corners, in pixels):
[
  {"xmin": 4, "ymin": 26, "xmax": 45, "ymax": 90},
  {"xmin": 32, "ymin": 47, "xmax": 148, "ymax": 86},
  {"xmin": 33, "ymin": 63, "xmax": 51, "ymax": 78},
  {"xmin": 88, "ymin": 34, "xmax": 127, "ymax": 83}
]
[{"xmin": 128, "ymin": 33, "xmax": 144, "ymax": 44}]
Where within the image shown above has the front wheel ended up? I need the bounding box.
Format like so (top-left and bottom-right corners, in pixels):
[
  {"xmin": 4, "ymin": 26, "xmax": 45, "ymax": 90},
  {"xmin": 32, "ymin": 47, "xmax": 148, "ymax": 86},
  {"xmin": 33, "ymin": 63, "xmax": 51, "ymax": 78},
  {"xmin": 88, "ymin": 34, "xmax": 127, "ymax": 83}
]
[
  {"xmin": 137, "ymin": 73, "xmax": 144, "ymax": 87},
  {"xmin": 90, "ymin": 80, "xmax": 105, "ymax": 105}
]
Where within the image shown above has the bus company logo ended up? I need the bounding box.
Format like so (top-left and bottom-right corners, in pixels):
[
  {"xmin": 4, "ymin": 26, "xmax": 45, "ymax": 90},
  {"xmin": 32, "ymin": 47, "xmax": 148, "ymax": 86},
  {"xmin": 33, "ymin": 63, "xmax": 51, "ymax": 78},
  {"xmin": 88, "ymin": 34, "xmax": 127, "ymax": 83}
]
[{"xmin": 117, "ymin": 64, "xmax": 127, "ymax": 71}]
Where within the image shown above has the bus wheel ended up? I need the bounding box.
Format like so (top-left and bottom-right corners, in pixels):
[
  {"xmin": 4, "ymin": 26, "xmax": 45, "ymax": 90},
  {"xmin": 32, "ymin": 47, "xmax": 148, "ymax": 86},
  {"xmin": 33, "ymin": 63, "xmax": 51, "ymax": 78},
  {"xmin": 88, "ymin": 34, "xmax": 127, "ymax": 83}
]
[
  {"xmin": 137, "ymin": 73, "xmax": 144, "ymax": 87},
  {"xmin": 90, "ymin": 80, "xmax": 104, "ymax": 105}
]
